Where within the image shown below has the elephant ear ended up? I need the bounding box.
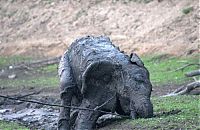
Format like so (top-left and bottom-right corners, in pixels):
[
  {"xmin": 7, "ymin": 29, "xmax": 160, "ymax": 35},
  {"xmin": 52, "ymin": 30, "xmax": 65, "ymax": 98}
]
[
  {"xmin": 129, "ymin": 53, "xmax": 144, "ymax": 67},
  {"xmin": 81, "ymin": 60, "xmax": 122, "ymax": 95}
]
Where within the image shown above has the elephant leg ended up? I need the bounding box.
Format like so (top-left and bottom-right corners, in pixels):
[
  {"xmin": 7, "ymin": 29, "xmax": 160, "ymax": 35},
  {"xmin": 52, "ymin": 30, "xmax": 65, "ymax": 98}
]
[
  {"xmin": 70, "ymin": 109, "xmax": 79, "ymax": 129},
  {"xmin": 58, "ymin": 68, "xmax": 75, "ymax": 130},
  {"xmin": 58, "ymin": 87, "xmax": 74, "ymax": 130},
  {"xmin": 75, "ymin": 100, "xmax": 101, "ymax": 130}
]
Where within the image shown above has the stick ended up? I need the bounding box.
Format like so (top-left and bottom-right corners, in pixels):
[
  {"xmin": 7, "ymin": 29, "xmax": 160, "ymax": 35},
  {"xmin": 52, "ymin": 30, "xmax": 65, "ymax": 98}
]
[
  {"xmin": 185, "ymin": 70, "xmax": 200, "ymax": 77},
  {"xmin": 0, "ymin": 95, "xmax": 129, "ymax": 118},
  {"xmin": 162, "ymin": 81, "xmax": 200, "ymax": 97},
  {"xmin": 14, "ymin": 90, "xmax": 42, "ymax": 99},
  {"xmin": 94, "ymin": 94, "xmax": 115, "ymax": 110},
  {"xmin": 171, "ymin": 63, "xmax": 200, "ymax": 72},
  {"xmin": 10, "ymin": 56, "xmax": 61, "ymax": 70}
]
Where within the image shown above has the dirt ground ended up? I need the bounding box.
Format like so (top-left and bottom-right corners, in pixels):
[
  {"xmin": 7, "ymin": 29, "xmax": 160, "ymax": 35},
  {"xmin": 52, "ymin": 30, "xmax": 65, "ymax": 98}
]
[{"xmin": 0, "ymin": 0, "xmax": 199, "ymax": 57}]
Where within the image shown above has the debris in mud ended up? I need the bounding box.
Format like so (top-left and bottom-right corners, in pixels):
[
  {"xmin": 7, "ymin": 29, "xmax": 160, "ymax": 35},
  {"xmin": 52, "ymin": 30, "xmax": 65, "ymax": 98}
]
[
  {"xmin": 96, "ymin": 114, "xmax": 122, "ymax": 128},
  {"xmin": 8, "ymin": 74, "xmax": 17, "ymax": 79},
  {"xmin": 0, "ymin": 95, "xmax": 124, "ymax": 129},
  {"xmin": 154, "ymin": 109, "xmax": 182, "ymax": 117},
  {"xmin": 0, "ymin": 108, "xmax": 58, "ymax": 130}
]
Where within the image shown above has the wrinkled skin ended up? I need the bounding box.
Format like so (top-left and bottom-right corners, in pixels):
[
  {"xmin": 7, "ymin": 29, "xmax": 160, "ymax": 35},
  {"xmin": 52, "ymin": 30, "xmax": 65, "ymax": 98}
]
[{"xmin": 58, "ymin": 36, "xmax": 153, "ymax": 130}]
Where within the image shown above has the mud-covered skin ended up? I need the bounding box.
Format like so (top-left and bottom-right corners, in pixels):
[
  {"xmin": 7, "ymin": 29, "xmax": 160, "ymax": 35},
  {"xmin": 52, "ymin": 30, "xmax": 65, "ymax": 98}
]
[{"xmin": 58, "ymin": 36, "xmax": 153, "ymax": 130}]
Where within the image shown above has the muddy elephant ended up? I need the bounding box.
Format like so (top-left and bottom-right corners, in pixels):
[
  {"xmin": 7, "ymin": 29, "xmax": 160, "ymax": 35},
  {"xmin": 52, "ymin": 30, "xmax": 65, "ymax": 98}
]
[{"xmin": 58, "ymin": 36, "xmax": 153, "ymax": 130}]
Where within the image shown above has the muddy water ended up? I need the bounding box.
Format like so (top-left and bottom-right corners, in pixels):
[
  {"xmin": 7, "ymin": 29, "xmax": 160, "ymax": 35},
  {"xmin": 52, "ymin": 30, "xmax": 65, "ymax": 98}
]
[
  {"xmin": 0, "ymin": 108, "xmax": 58, "ymax": 129},
  {"xmin": 0, "ymin": 107, "xmax": 122, "ymax": 129}
]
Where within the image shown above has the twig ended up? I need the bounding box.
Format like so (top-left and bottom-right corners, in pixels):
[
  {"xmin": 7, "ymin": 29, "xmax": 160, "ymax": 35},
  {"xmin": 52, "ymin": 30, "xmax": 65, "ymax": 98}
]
[
  {"xmin": 94, "ymin": 94, "xmax": 115, "ymax": 110},
  {"xmin": 10, "ymin": 56, "xmax": 61, "ymax": 70},
  {"xmin": 171, "ymin": 63, "xmax": 200, "ymax": 72},
  {"xmin": 154, "ymin": 109, "xmax": 181, "ymax": 117},
  {"xmin": 14, "ymin": 90, "xmax": 42, "ymax": 99},
  {"xmin": 0, "ymin": 95, "xmax": 130, "ymax": 118}
]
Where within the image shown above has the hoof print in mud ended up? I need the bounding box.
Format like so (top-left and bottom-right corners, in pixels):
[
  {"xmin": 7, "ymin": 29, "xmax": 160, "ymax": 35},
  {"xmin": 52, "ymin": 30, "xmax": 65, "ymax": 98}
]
[{"xmin": 58, "ymin": 36, "xmax": 153, "ymax": 130}]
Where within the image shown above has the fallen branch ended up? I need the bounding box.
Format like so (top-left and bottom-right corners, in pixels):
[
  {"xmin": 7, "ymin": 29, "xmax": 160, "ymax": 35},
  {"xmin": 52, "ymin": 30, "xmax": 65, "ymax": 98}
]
[
  {"xmin": 9, "ymin": 56, "xmax": 61, "ymax": 70},
  {"xmin": 162, "ymin": 81, "xmax": 200, "ymax": 97},
  {"xmin": 185, "ymin": 70, "xmax": 200, "ymax": 77},
  {"xmin": 0, "ymin": 94, "xmax": 129, "ymax": 118},
  {"xmin": 153, "ymin": 109, "xmax": 181, "ymax": 117},
  {"xmin": 0, "ymin": 90, "xmax": 42, "ymax": 105},
  {"xmin": 171, "ymin": 63, "xmax": 200, "ymax": 72},
  {"xmin": 14, "ymin": 90, "xmax": 42, "ymax": 99}
]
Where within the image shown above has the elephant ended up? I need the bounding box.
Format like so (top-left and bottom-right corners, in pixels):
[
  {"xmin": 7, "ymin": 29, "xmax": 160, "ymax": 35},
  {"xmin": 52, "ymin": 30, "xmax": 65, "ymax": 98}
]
[{"xmin": 58, "ymin": 36, "xmax": 153, "ymax": 130}]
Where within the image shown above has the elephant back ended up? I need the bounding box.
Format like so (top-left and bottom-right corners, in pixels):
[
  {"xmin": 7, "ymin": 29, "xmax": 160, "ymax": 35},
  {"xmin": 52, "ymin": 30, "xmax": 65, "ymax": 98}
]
[{"xmin": 67, "ymin": 36, "xmax": 127, "ymax": 92}]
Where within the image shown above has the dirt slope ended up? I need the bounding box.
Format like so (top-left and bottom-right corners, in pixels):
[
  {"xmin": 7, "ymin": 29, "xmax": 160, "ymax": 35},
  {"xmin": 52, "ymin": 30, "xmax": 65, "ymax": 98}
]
[{"xmin": 0, "ymin": 0, "xmax": 199, "ymax": 57}]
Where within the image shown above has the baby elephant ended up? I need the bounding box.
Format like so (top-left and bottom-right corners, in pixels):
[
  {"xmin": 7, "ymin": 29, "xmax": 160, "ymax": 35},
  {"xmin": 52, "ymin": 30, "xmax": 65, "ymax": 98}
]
[{"xmin": 58, "ymin": 36, "xmax": 153, "ymax": 130}]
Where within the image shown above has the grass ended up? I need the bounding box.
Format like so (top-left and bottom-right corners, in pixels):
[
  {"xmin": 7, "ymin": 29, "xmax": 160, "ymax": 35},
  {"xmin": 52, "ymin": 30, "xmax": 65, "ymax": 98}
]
[
  {"xmin": 0, "ymin": 54, "xmax": 199, "ymax": 88},
  {"xmin": 142, "ymin": 54, "xmax": 199, "ymax": 86},
  {"xmin": 0, "ymin": 120, "xmax": 28, "ymax": 130},
  {"xmin": 109, "ymin": 95, "xmax": 199, "ymax": 129},
  {"xmin": 129, "ymin": 95, "xmax": 199, "ymax": 129},
  {"xmin": 0, "ymin": 76, "xmax": 59, "ymax": 88},
  {"xmin": 0, "ymin": 56, "xmax": 59, "ymax": 88},
  {"xmin": 0, "ymin": 54, "xmax": 199, "ymax": 129},
  {"xmin": 182, "ymin": 7, "xmax": 193, "ymax": 14},
  {"xmin": 0, "ymin": 56, "xmax": 32, "ymax": 68}
]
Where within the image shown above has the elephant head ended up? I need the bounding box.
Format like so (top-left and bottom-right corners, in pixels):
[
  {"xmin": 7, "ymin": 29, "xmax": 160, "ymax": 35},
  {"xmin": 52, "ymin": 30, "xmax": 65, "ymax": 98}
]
[
  {"xmin": 117, "ymin": 54, "xmax": 153, "ymax": 119},
  {"xmin": 81, "ymin": 54, "xmax": 153, "ymax": 119}
]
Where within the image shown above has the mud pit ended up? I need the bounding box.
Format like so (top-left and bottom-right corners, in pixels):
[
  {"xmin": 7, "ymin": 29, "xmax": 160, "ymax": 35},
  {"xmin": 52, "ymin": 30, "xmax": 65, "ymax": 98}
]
[
  {"xmin": 0, "ymin": 94, "xmax": 123, "ymax": 130},
  {"xmin": 0, "ymin": 108, "xmax": 58, "ymax": 129},
  {"xmin": 0, "ymin": 85, "xmax": 182, "ymax": 130},
  {"xmin": 0, "ymin": 55, "xmax": 197, "ymax": 129},
  {"xmin": 0, "ymin": 93, "xmax": 60, "ymax": 129}
]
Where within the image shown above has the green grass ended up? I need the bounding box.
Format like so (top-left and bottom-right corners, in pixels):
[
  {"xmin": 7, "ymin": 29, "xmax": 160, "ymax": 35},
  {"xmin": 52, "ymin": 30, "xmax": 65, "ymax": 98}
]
[
  {"xmin": 0, "ymin": 56, "xmax": 59, "ymax": 88},
  {"xmin": 142, "ymin": 54, "xmax": 199, "ymax": 86},
  {"xmin": 109, "ymin": 95, "xmax": 199, "ymax": 129},
  {"xmin": 0, "ymin": 120, "xmax": 28, "ymax": 130},
  {"xmin": 0, "ymin": 76, "xmax": 59, "ymax": 88},
  {"xmin": 0, "ymin": 55, "xmax": 199, "ymax": 129},
  {"xmin": 0, "ymin": 56, "xmax": 32, "ymax": 68},
  {"xmin": 182, "ymin": 7, "xmax": 193, "ymax": 14},
  {"xmin": 129, "ymin": 95, "xmax": 200, "ymax": 129},
  {"xmin": 0, "ymin": 54, "xmax": 199, "ymax": 88}
]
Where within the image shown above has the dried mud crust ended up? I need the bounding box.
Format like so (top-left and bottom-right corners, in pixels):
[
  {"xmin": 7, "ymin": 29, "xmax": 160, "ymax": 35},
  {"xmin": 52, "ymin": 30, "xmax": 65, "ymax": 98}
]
[{"xmin": 0, "ymin": 0, "xmax": 199, "ymax": 57}]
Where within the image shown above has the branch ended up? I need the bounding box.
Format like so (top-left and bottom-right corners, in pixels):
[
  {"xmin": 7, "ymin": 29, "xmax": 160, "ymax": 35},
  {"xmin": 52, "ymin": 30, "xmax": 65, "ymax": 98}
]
[
  {"xmin": 171, "ymin": 63, "xmax": 200, "ymax": 72},
  {"xmin": 162, "ymin": 81, "xmax": 200, "ymax": 97},
  {"xmin": 0, "ymin": 95, "xmax": 129, "ymax": 118},
  {"xmin": 177, "ymin": 81, "xmax": 200, "ymax": 95},
  {"xmin": 185, "ymin": 70, "xmax": 200, "ymax": 77},
  {"xmin": 14, "ymin": 90, "xmax": 42, "ymax": 99},
  {"xmin": 94, "ymin": 94, "xmax": 115, "ymax": 110},
  {"xmin": 9, "ymin": 56, "xmax": 61, "ymax": 70}
]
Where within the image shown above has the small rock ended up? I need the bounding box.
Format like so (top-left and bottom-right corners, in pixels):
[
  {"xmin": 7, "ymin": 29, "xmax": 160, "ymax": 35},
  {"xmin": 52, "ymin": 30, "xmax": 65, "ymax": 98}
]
[{"xmin": 8, "ymin": 74, "xmax": 17, "ymax": 79}]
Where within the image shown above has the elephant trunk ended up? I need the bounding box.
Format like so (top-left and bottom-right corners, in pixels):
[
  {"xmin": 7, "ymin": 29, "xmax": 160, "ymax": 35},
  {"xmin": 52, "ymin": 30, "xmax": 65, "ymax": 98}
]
[{"xmin": 130, "ymin": 98, "xmax": 153, "ymax": 119}]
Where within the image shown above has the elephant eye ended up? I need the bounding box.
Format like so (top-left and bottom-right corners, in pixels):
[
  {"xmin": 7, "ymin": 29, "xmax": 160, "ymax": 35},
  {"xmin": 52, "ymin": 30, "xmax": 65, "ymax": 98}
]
[{"xmin": 135, "ymin": 75, "xmax": 145, "ymax": 82}]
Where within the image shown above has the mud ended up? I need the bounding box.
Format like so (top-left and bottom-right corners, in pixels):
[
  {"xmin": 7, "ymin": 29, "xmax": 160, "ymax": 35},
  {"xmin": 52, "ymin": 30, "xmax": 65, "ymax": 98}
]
[{"xmin": 0, "ymin": 108, "xmax": 58, "ymax": 130}]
